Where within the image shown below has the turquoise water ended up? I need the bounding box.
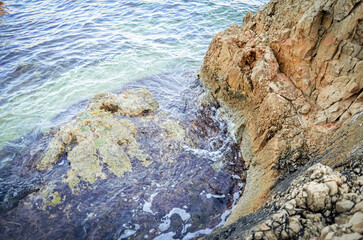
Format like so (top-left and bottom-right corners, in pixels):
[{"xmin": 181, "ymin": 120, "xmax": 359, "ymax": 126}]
[{"xmin": 0, "ymin": 0, "xmax": 266, "ymax": 150}]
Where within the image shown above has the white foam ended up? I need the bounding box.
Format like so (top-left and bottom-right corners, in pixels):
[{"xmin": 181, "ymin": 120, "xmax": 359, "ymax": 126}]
[
  {"xmin": 158, "ymin": 208, "xmax": 191, "ymax": 232},
  {"xmin": 232, "ymin": 174, "xmax": 241, "ymax": 179},
  {"xmin": 182, "ymin": 224, "xmax": 192, "ymax": 235},
  {"xmin": 206, "ymin": 193, "xmax": 225, "ymax": 199},
  {"xmin": 182, "ymin": 228, "xmax": 213, "ymax": 240},
  {"xmin": 143, "ymin": 192, "xmax": 158, "ymax": 214},
  {"xmin": 153, "ymin": 232, "xmax": 176, "ymax": 240}
]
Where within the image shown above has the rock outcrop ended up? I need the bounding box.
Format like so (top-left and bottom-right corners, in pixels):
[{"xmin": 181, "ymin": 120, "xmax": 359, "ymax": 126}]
[{"xmin": 200, "ymin": 0, "xmax": 362, "ymax": 238}]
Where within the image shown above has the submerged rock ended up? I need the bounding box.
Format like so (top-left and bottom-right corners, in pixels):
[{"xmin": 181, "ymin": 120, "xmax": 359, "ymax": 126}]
[
  {"xmin": 88, "ymin": 88, "xmax": 159, "ymax": 117},
  {"xmin": 37, "ymin": 88, "xmax": 157, "ymax": 191}
]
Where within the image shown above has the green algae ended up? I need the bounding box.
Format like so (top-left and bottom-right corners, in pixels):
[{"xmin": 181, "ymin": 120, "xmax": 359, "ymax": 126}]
[
  {"xmin": 37, "ymin": 139, "xmax": 65, "ymax": 171},
  {"xmin": 67, "ymin": 140, "xmax": 106, "ymax": 191},
  {"xmin": 36, "ymin": 186, "xmax": 63, "ymax": 210},
  {"xmin": 99, "ymin": 141, "xmax": 132, "ymax": 177}
]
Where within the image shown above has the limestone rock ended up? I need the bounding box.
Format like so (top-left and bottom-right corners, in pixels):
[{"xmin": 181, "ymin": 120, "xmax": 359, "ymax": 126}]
[
  {"xmin": 306, "ymin": 182, "xmax": 330, "ymax": 212},
  {"xmin": 207, "ymin": 161, "xmax": 363, "ymax": 239}
]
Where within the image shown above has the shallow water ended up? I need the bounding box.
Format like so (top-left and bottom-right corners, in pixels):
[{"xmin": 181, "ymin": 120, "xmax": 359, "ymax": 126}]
[
  {"xmin": 0, "ymin": 0, "xmax": 266, "ymax": 149},
  {"xmin": 0, "ymin": 0, "xmax": 268, "ymax": 239}
]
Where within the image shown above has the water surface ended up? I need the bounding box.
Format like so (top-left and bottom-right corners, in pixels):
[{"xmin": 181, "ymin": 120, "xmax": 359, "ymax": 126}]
[{"xmin": 0, "ymin": 0, "xmax": 267, "ymax": 149}]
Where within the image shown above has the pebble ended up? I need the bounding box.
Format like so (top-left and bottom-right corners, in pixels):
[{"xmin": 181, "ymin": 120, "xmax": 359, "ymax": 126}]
[
  {"xmin": 231, "ymin": 163, "xmax": 363, "ymax": 240},
  {"xmin": 336, "ymin": 200, "xmax": 355, "ymax": 213},
  {"xmin": 349, "ymin": 212, "xmax": 363, "ymax": 234},
  {"xmin": 254, "ymin": 231, "xmax": 263, "ymax": 239},
  {"xmin": 326, "ymin": 181, "xmax": 338, "ymax": 195}
]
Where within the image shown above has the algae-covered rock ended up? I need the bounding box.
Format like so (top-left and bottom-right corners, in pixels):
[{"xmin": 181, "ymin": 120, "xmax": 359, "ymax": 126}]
[
  {"xmin": 88, "ymin": 88, "xmax": 159, "ymax": 116},
  {"xmin": 37, "ymin": 88, "xmax": 158, "ymax": 190},
  {"xmin": 67, "ymin": 140, "xmax": 106, "ymax": 190},
  {"xmin": 27, "ymin": 185, "xmax": 63, "ymax": 211},
  {"xmin": 98, "ymin": 141, "xmax": 132, "ymax": 178}
]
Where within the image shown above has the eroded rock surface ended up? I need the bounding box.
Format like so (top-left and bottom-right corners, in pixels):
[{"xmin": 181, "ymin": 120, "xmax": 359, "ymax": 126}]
[{"xmin": 200, "ymin": 0, "xmax": 363, "ymax": 225}]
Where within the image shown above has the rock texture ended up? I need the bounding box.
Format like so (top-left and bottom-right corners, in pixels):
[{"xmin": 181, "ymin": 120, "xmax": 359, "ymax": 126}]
[
  {"xmin": 200, "ymin": 0, "xmax": 363, "ymax": 238},
  {"xmin": 37, "ymin": 88, "xmax": 158, "ymax": 191},
  {"xmin": 207, "ymin": 162, "xmax": 363, "ymax": 239},
  {"xmin": 201, "ymin": 0, "xmax": 362, "ymax": 222}
]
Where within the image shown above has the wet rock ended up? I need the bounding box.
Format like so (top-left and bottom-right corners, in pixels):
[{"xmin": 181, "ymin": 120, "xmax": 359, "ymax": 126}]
[
  {"xmin": 1, "ymin": 75, "xmax": 246, "ymax": 239},
  {"xmin": 0, "ymin": 176, "xmax": 41, "ymax": 213},
  {"xmin": 88, "ymin": 88, "xmax": 159, "ymax": 117}
]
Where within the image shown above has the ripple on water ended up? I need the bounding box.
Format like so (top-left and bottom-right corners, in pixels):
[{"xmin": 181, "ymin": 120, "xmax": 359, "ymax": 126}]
[{"xmin": 0, "ymin": 0, "xmax": 267, "ymax": 150}]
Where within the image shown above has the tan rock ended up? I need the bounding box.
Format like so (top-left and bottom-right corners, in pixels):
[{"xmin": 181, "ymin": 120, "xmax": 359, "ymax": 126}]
[
  {"xmin": 349, "ymin": 212, "xmax": 363, "ymax": 234},
  {"xmin": 306, "ymin": 182, "xmax": 330, "ymax": 212},
  {"xmin": 336, "ymin": 200, "xmax": 355, "ymax": 213},
  {"xmin": 351, "ymin": 201, "xmax": 363, "ymax": 213},
  {"xmin": 332, "ymin": 232, "xmax": 363, "ymax": 240},
  {"xmin": 326, "ymin": 181, "xmax": 339, "ymax": 195},
  {"xmin": 254, "ymin": 231, "xmax": 263, "ymax": 239},
  {"xmin": 288, "ymin": 216, "xmax": 302, "ymax": 233}
]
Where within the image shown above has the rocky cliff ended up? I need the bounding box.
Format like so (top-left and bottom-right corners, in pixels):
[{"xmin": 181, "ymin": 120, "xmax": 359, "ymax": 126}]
[{"xmin": 200, "ymin": 0, "xmax": 362, "ymax": 239}]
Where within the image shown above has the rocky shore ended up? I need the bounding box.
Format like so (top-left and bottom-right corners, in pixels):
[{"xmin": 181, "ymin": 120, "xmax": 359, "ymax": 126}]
[
  {"xmin": 0, "ymin": 0, "xmax": 362, "ymax": 239},
  {"xmin": 0, "ymin": 73, "xmax": 245, "ymax": 239},
  {"xmin": 200, "ymin": 0, "xmax": 362, "ymax": 239}
]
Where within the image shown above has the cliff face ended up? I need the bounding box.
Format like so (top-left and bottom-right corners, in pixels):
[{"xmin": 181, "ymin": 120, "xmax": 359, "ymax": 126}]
[{"xmin": 201, "ymin": 0, "xmax": 362, "ymax": 230}]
